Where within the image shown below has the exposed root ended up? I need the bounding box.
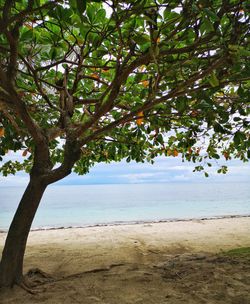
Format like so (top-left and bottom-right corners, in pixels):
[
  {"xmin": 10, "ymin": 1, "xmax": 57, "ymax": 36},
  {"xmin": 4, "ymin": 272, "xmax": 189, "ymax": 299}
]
[
  {"xmin": 57, "ymin": 263, "xmax": 125, "ymax": 282},
  {"xmin": 18, "ymin": 281, "xmax": 38, "ymax": 295},
  {"xmin": 22, "ymin": 268, "xmax": 54, "ymax": 289},
  {"xmin": 16, "ymin": 263, "xmax": 124, "ymax": 292},
  {"xmin": 14, "ymin": 268, "xmax": 55, "ymax": 294},
  {"xmin": 26, "ymin": 268, "xmax": 53, "ymax": 280},
  {"xmin": 17, "ymin": 277, "xmax": 46, "ymax": 294}
]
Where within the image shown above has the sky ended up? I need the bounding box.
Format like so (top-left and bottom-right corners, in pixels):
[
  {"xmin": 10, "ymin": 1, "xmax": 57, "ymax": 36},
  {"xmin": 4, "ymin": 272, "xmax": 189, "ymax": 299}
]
[{"xmin": 0, "ymin": 151, "xmax": 249, "ymax": 187}]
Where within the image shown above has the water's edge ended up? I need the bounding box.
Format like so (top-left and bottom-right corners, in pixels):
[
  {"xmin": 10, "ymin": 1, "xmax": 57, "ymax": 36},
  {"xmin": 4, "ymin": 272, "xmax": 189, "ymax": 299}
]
[{"xmin": 1, "ymin": 214, "xmax": 249, "ymax": 234}]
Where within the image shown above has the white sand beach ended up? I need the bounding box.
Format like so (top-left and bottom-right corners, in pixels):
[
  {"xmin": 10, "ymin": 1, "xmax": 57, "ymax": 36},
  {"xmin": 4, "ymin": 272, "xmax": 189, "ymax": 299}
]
[{"xmin": 0, "ymin": 217, "xmax": 250, "ymax": 303}]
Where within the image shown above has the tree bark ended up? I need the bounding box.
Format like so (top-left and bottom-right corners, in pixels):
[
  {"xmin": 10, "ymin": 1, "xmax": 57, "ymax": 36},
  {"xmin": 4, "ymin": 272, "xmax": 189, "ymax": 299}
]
[{"xmin": 0, "ymin": 176, "xmax": 47, "ymax": 287}]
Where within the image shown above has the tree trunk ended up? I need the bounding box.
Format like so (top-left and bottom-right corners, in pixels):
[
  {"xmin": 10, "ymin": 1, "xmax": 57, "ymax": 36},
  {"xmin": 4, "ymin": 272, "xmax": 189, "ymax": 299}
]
[{"xmin": 0, "ymin": 177, "xmax": 47, "ymax": 287}]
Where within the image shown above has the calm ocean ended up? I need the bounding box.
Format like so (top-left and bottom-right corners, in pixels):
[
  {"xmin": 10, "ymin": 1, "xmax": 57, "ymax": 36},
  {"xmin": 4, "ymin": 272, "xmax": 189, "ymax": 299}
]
[{"xmin": 0, "ymin": 183, "xmax": 250, "ymax": 230}]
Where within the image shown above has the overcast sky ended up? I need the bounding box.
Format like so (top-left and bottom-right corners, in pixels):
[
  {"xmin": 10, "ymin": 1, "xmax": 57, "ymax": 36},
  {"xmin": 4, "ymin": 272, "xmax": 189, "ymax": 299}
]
[{"xmin": 0, "ymin": 151, "xmax": 249, "ymax": 187}]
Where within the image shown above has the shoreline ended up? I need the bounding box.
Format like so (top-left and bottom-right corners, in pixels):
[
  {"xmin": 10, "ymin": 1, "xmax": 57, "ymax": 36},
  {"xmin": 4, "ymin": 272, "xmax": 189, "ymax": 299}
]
[{"xmin": 1, "ymin": 213, "xmax": 250, "ymax": 233}]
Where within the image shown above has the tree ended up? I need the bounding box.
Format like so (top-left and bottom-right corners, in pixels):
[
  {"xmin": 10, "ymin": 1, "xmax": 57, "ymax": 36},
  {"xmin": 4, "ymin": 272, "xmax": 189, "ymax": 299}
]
[{"xmin": 0, "ymin": 0, "xmax": 249, "ymax": 289}]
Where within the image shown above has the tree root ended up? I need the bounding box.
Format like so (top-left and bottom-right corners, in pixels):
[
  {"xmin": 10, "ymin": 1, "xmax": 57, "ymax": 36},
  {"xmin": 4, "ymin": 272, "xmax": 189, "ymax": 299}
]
[
  {"xmin": 18, "ymin": 280, "xmax": 39, "ymax": 295},
  {"xmin": 25, "ymin": 268, "xmax": 54, "ymax": 286},
  {"xmin": 15, "ymin": 268, "xmax": 55, "ymax": 293},
  {"xmin": 58, "ymin": 263, "xmax": 125, "ymax": 281},
  {"xmin": 16, "ymin": 264, "xmax": 124, "ymax": 293},
  {"xmin": 26, "ymin": 268, "xmax": 53, "ymax": 280}
]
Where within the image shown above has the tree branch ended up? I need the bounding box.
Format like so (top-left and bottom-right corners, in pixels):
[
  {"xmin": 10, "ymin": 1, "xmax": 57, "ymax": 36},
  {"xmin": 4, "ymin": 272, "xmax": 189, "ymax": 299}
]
[{"xmin": 79, "ymin": 57, "xmax": 228, "ymax": 145}]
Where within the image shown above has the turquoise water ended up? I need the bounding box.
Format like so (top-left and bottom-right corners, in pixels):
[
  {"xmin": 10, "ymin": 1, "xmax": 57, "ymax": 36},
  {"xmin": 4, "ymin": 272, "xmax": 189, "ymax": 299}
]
[{"xmin": 0, "ymin": 183, "xmax": 250, "ymax": 230}]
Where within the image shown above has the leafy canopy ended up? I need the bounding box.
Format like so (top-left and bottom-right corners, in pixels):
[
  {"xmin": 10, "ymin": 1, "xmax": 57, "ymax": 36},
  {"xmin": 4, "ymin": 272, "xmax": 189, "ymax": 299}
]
[{"xmin": 0, "ymin": 0, "xmax": 249, "ymax": 178}]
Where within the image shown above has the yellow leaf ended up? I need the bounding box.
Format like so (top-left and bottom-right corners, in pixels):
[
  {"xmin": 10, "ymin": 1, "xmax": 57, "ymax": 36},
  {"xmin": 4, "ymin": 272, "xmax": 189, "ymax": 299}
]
[
  {"xmin": 167, "ymin": 149, "xmax": 172, "ymax": 156},
  {"xmin": 138, "ymin": 65, "xmax": 146, "ymax": 72},
  {"xmin": 24, "ymin": 22, "xmax": 33, "ymax": 30},
  {"xmin": 223, "ymin": 151, "xmax": 229, "ymax": 160},
  {"xmin": 22, "ymin": 149, "xmax": 28, "ymax": 157},
  {"xmin": 191, "ymin": 110, "xmax": 199, "ymax": 117},
  {"xmin": 90, "ymin": 73, "xmax": 99, "ymax": 79},
  {"xmin": 196, "ymin": 148, "xmax": 201, "ymax": 155},
  {"xmin": 173, "ymin": 149, "xmax": 178, "ymax": 157},
  {"xmin": 102, "ymin": 68, "xmax": 109, "ymax": 73},
  {"xmin": 136, "ymin": 111, "xmax": 144, "ymax": 126},
  {"xmin": 18, "ymin": 91, "xmax": 25, "ymax": 98},
  {"xmin": 0, "ymin": 127, "xmax": 5, "ymax": 137},
  {"xmin": 142, "ymin": 80, "xmax": 149, "ymax": 88}
]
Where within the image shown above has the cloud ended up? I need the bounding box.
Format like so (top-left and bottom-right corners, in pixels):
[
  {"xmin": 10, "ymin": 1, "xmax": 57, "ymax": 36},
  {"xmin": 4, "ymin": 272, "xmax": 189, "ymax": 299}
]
[
  {"xmin": 172, "ymin": 174, "xmax": 191, "ymax": 182},
  {"xmin": 0, "ymin": 173, "xmax": 29, "ymax": 187},
  {"xmin": 119, "ymin": 173, "xmax": 156, "ymax": 183},
  {"xmin": 0, "ymin": 154, "xmax": 249, "ymax": 187}
]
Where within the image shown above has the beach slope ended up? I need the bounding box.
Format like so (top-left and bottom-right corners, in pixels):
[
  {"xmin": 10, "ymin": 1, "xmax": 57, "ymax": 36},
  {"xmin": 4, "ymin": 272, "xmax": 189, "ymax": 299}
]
[{"xmin": 0, "ymin": 217, "xmax": 250, "ymax": 303}]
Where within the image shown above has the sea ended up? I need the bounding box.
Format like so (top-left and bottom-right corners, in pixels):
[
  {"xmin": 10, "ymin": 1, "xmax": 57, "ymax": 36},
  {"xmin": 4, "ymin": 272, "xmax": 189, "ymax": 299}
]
[{"xmin": 0, "ymin": 183, "xmax": 250, "ymax": 231}]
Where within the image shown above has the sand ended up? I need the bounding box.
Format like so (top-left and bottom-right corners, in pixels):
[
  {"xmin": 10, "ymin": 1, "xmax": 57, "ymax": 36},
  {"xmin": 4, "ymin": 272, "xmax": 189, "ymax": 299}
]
[{"xmin": 0, "ymin": 217, "xmax": 250, "ymax": 303}]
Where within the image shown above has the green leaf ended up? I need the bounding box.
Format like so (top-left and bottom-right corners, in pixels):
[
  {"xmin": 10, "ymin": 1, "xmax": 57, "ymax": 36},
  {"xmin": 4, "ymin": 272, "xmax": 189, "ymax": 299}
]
[
  {"xmin": 50, "ymin": 47, "xmax": 57, "ymax": 60},
  {"xmin": 200, "ymin": 18, "xmax": 214, "ymax": 34},
  {"xmin": 209, "ymin": 72, "xmax": 219, "ymax": 87},
  {"xmin": 234, "ymin": 131, "xmax": 246, "ymax": 147},
  {"xmin": 86, "ymin": 4, "xmax": 95, "ymax": 22},
  {"xmin": 133, "ymin": 34, "xmax": 150, "ymax": 46},
  {"xmin": 80, "ymin": 24, "xmax": 91, "ymax": 36},
  {"xmin": 228, "ymin": 44, "xmax": 239, "ymax": 53},
  {"xmin": 69, "ymin": 0, "xmax": 77, "ymax": 9},
  {"xmin": 176, "ymin": 98, "xmax": 188, "ymax": 112},
  {"xmin": 96, "ymin": 49, "xmax": 107, "ymax": 57},
  {"xmin": 213, "ymin": 154, "xmax": 220, "ymax": 159},
  {"xmin": 76, "ymin": 0, "xmax": 87, "ymax": 19},
  {"xmin": 20, "ymin": 29, "xmax": 33, "ymax": 41},
  {"xmin": 213, "ymin": 123, "xmax": 225, "ymax": 133},
  {"xmin": 204, "ymin": 8, "xmax": 220, "ymax": 22},
  {"xmin": 163, "ymin": 10, "xmax": 179, "ymax": 21},
  {"xmin": 96, "ymin": 8, "xmax": 106, "ymax": 21},
  {"xmin": 238, "ymin": 48, "xmax": 250, "ymax": 57}
]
